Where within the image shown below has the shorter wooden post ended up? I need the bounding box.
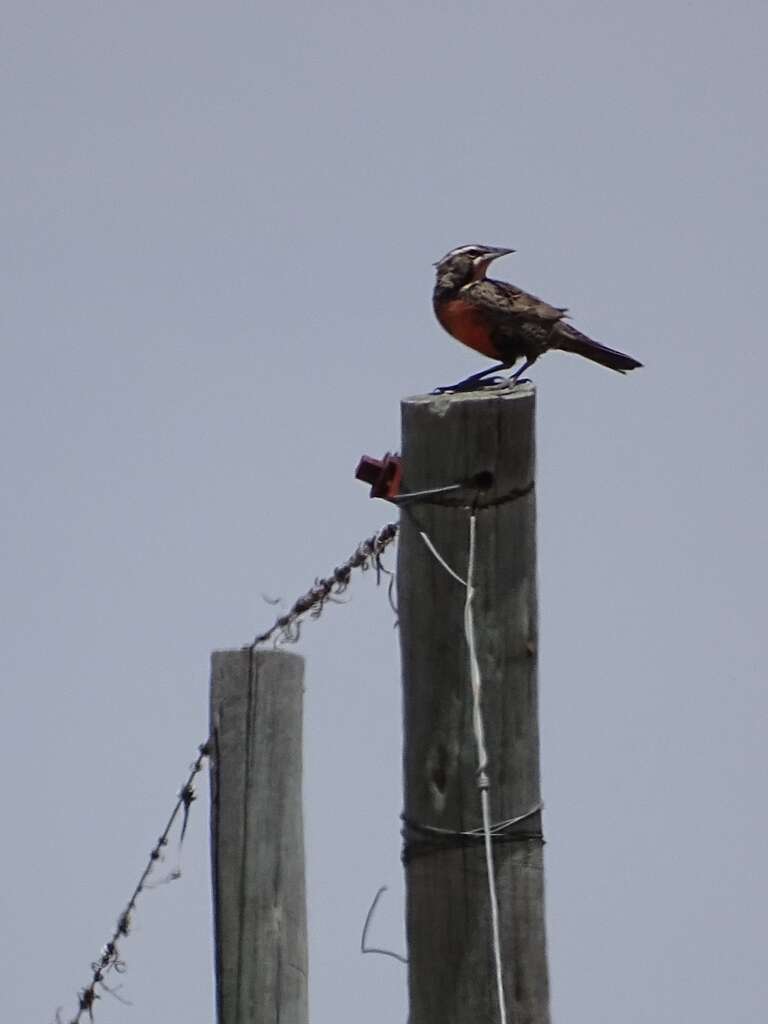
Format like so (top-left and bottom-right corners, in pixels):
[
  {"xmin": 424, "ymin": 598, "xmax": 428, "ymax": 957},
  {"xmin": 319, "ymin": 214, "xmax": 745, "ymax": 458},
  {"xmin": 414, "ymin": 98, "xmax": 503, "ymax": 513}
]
[{"xmin": 209, "ymin": 649, "xmax": 307, "ymax": 1024}]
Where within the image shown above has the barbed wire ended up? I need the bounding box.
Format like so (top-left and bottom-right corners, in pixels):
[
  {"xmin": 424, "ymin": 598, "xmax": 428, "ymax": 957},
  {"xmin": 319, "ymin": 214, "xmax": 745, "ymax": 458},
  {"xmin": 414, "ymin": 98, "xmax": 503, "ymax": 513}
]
[
  {"xmin": 55, "ymin": 742, "xmax": 210, "ymax": 1024},
  {"xmin": 249, "ymin": 521, "xmax": 399, "ymax": 647},
  {"xmin": 56, "ymin": 518, "xmax": 399, "ymax": 1023}
]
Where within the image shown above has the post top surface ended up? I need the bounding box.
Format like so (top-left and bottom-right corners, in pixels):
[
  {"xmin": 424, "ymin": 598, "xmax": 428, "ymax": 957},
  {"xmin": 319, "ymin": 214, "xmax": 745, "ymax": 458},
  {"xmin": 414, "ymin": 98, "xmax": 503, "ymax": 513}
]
[
  {"xmin": 211, "ymin": 647, "xmax": 305, "ymax": 665},
  {"xmin": 402, "ymin": 382, "xmax": 535, "ymax": 406}
]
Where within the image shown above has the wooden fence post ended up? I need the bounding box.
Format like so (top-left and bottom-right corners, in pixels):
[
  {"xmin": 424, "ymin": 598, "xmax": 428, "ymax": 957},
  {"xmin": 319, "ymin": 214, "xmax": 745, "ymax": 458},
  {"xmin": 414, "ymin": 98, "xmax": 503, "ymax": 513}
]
[
  {"xmin": 398, "ymin": 385, "xmax": 550, "ymax": 1024},
  {"xmin": 209, "ymin": 649, "xmax": 308, "ymax": 1024}
]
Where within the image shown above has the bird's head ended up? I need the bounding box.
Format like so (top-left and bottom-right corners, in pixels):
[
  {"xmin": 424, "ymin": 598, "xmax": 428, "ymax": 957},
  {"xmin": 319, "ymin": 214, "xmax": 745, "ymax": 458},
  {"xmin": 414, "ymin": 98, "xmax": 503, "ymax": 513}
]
[{"xmin": 433, "ymin": 244, "xmax": 515, "ymax": 290}]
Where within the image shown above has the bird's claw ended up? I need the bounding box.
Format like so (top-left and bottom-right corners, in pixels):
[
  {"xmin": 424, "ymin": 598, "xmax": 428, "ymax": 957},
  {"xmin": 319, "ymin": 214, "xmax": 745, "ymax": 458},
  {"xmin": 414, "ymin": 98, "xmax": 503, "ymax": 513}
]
[{"xmin": 432, "ymin": 375, "xmax": 524, "ymax": 395}]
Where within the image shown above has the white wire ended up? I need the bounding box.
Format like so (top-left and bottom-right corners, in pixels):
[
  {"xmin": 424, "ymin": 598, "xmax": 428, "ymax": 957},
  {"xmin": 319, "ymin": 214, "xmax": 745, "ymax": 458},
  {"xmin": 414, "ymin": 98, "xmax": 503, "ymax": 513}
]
[
  {"xmin": 413, "ymin": 512, "xmax": 510, "ymax": 1023},
  {"xmin": 464, "ymin": 512, "xmax": 508, "ymax": 1024},
  {"xmin": 416, "ymin": 530, "xmax": 467, "ymax": 586}
]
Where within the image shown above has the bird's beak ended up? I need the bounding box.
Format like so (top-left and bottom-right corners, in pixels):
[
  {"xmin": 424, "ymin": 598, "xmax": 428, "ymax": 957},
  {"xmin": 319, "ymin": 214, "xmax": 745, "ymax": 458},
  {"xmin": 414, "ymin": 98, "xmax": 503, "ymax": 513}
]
[{"xmin": 487, "ymin": 247, "xmax": 515, "ymax": 260}]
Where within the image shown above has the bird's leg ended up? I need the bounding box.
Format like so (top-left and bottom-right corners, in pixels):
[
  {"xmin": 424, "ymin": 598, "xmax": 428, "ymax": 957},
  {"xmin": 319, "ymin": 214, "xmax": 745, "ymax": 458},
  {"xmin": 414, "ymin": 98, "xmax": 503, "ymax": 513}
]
[
  {"xmin": 510, "ymin": 358, "xmax": 532, "ymax": 384},
  {"xmin": 432, "ymin": 362, "xmax": 510, "ymax": 394}
]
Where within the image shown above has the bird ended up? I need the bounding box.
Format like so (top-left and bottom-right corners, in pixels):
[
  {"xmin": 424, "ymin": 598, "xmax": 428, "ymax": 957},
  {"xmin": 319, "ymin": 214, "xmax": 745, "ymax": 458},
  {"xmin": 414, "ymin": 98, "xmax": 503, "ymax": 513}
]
[{"xmin": 432, "ymin": 244, "xmax": 642, "ymax": 392}]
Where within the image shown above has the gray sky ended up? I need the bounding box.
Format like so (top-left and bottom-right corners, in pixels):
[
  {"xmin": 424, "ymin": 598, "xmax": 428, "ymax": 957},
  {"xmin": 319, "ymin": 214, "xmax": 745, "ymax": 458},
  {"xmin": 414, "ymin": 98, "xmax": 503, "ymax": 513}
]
[{"xmin": 2, "ymin": 1, "xmax": 766, "ymax": 1021}]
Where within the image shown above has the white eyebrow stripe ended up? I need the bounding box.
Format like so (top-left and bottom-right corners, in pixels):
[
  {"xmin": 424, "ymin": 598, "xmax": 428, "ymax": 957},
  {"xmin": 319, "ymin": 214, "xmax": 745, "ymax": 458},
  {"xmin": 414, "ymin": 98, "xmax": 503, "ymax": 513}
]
[{"xmin": 446, "ymin": 244, "xmax": 481, "ymax": 256}]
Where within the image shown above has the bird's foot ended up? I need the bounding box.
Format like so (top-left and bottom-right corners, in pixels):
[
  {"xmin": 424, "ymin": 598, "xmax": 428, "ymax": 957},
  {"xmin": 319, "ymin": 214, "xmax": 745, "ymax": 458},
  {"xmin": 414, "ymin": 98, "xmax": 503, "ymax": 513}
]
[
  {"xmin": 432, "ymin": 374, "xmax": 527, "ymax": 395},
  {"xmin": 432, "ymin": 375, "xmax": 509, "ymax": 395}
]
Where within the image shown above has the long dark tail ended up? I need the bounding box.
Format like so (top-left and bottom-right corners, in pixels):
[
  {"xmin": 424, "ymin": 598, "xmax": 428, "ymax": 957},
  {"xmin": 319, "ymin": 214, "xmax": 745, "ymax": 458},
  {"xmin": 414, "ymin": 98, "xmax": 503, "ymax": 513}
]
[{"xmin": 553, "ymin": 322, "xmax": 642, "ymax": 373}]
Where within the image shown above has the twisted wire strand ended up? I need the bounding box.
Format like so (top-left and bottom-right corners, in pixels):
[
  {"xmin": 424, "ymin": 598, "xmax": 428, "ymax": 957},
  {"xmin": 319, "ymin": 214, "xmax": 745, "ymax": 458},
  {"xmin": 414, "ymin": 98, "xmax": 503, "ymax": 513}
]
[{"xmin": 249, "ymin": 522, "xmax": 398, "ymax": 648}]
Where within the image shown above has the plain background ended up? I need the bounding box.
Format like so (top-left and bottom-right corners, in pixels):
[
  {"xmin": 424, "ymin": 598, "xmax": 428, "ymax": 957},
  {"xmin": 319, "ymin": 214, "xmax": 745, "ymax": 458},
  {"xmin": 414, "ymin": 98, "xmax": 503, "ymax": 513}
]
[{"xmin": 2, "ymin": 2, "xmax": 766, "ymax": 1021}]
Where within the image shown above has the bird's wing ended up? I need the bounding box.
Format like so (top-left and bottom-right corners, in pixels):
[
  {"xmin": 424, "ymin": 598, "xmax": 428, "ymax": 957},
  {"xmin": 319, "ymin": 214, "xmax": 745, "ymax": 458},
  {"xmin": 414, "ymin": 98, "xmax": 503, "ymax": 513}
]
[{"xmin": 463, "ymin": 279, "xmax": 568, "ymax": 323}]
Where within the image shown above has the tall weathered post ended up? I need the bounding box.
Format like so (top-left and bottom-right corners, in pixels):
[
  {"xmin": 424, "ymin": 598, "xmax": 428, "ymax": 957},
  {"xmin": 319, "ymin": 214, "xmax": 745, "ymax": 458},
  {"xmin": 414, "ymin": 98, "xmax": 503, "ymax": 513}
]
[
  {"xmin": 398, "ymin": 385, "xmax": 550, "ymax": 1024},
  {"xmin": 209, "ymin": 649, "xmax": 308, "ymax": 1024}
]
